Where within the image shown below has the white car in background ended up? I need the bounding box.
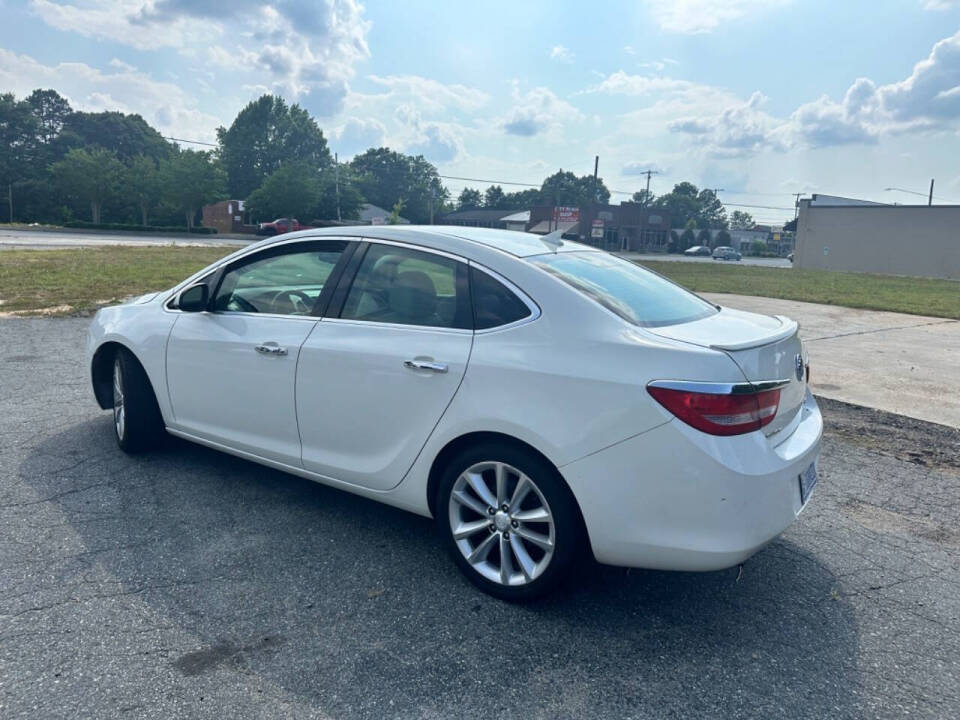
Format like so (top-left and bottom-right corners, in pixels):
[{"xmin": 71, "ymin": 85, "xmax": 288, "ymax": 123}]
[{"xmin": 87, "ymin": 226, "xmax": 821, "ymax": 600}]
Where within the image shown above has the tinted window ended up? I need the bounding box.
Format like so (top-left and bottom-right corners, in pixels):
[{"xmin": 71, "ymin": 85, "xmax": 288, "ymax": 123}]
[
  {"xmin": 471, "ymin": 267, "xmax": 531, "ymax": 329},
  {"xmin": 529, "ymin": 252, "xmax": 716, "ymax": 327},
  {"xmin": 214, "ymin": 242, "xmax": 347, "ymax": 315},
  {"xmin": 340, "ymin": 244, "xmax": 470, "ymax": 329}
]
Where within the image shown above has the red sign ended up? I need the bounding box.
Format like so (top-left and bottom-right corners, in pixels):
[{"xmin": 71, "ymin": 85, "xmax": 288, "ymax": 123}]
[{"xmin": 553, "ymin": 206, "xmax": 579, "ymax": 223}]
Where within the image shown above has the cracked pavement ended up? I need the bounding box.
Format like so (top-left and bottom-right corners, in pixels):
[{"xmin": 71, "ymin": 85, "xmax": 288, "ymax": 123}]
[{"xmin": 1, "ymin": 318, "xmax": 958, "ymax": 719}]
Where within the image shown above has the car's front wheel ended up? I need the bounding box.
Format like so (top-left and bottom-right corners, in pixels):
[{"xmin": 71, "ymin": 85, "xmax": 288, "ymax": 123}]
[
  {"xmin": 112, "ymin": 349, "xmax": 164, "ymax": 453},
  {"xmin": 436, "ymin": 443, "xmax": 581, "ymax": 600}
]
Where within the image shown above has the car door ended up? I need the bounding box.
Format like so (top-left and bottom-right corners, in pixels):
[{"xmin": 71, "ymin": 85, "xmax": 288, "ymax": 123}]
[
  {"xmin": 296, "ymin": 241, "xmax": 474, "ymax": 490},
  {"xmin": 165, "ymin": 239, "xmax": 354, "ymax": 466}
]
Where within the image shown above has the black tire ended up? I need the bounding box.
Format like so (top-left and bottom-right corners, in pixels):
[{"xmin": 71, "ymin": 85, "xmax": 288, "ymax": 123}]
[
  {"xmin": 435, "ymin": 442, "xmax": 582, "ymax": 601},
  {"xmin": 112, "ymin": 348, "xmax": 164, "ymax": 453}
]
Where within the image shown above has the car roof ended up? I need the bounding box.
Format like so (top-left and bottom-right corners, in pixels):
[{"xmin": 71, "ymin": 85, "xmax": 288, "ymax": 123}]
[{"xmin": 259, "ymin": 224, "xmax": 601, "ymax": 259}]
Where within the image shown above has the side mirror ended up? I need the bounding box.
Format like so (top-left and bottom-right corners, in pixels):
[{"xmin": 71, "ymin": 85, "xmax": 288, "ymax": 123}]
[{"xmin": 178, "ymin": 283, "xmax": 209, "ymax": 312}]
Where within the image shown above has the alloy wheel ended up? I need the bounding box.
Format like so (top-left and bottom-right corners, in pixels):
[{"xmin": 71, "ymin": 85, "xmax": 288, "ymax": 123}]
[
  {"xmin": 113, "ymin": 360, "xmax": 125, "ymax": 441},
  {"xmin": 448, "ymin": 461, "xmax": 556, "ymax": 586}
]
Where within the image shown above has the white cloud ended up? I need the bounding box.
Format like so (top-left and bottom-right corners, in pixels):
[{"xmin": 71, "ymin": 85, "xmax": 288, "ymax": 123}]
[
  {"xmin": 28, "ymin": 0, "xmax": 371, "ymax": 116},
  {"xmin": 644, "ymin": 0, "xmax": 792, "ymax": 34},
  {"xmin": 330, "ymin": 117, "xmax": 387, "ymax": 157},
  {"xmin": 0, "ymin": 47, "xmax": 224, "ymax": 142},
  {"xmin": 406, "ymin": 122, "xmax": 464, "ymax": 163},
  {"xmin": 669, "ymin": 91, "xmax": 785, "ymax": 156},
  {"xmin": 550, "ymin": 45, "xmax": 574, "ymax": 63},
  {"xmin": 923, "ymin": 0, "xmax": 960, "ymax": 9},
  {"xmin": 623, "ymin": 161, "xmax": 666, "ymax": 175},
  {"xmin": 365, "ymin": 75, "xmax": 489, "ymax": 112},
  {"xmin": 501, "ymin": 85, "xmax": 582, "ymax": 137}
]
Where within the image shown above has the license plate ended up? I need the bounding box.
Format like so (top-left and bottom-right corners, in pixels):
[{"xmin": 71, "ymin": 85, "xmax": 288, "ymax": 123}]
[{"xmin": 799, "ymin": 461, "xmax": 818, "ymax": 504}]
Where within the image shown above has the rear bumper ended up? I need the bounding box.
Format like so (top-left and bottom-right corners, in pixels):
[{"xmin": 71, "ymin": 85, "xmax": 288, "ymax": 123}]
[{"xmin": 562, "ymin": 389, "xmax": 822, "ymax": 571}]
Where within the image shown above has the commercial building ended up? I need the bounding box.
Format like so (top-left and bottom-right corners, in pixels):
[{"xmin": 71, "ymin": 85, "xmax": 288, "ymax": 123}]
[
  {"xmin": 357, "ymin": 203, "xmax": 409, "ymax": 225},
  {"xmin": 437, "ymin": 208, "xmax": 516, "ymax": 228},
  {"xmin": 528, "ymin": 202, "xmax": 671, "ymax": 251},
  {"xmin": 794, "ymin": 196, "xmax": 960, "ymax": 279},
  {"xmin": 201, "ymin": 200, "xmax": 256, "ymax": 234}
]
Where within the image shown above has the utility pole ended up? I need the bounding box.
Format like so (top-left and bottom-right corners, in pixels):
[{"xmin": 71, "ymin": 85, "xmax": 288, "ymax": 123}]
[
  {"xmin": 929, "ymin": 178, "xmax": 935, "ymax": 206},
  {"xmin": 334, "ymin": 153, "xmax": 341, "ymax": 222},
  {"xmin": 592, "ymin": 155, "xmax": 599, "ymax": 203},
  {"xmin": 793, "ymin": 192, "xmax": 802, "ymax": 220},
  {"xmin": 429, "ymin": 187, "xmax": 435, "ymax": 225}
]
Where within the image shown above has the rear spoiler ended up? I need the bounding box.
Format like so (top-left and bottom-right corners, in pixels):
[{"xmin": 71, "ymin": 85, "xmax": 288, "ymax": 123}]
[{"xmin": 709, "ymin": 315, "xmax": 799, "ymax": 351}]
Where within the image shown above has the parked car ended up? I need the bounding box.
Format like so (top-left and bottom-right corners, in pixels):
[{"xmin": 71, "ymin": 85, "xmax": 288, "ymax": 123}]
[
  {"xmin": 712, "ymin": 246, "xmax": 742, "ymax": 261},
  {"xmin": 256, "ymin": 218, "xmax": 311, "ymax": 236},
  {"xmin": 87, "ymin": 226, "xmax": 821, "ymax": 600},
  {"xmin": 787, "ymin": 252, "xmax": 795, "ymax": 262},
  {"xmin": 683, "ymin": 245, "xmax": 712, "ymax": 256}
]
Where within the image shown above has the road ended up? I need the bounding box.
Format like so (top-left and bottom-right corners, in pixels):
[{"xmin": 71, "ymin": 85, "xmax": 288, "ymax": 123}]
[
  {"xmin": 0, "ymin": 227, "xmax": 253, "ymax": 249},
  {"xmin": 621, "ymin": 252, "xmax": 792, "ymax": 268},
  {"xmin": 1, "ymin": 317, "xmax": 958, "ymax": 719}
]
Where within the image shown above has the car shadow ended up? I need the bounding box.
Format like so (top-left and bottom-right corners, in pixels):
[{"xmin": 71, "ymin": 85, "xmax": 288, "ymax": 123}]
[{"xmin": 18, "ymin": 417, "xmax": 865, "ymax": 719}]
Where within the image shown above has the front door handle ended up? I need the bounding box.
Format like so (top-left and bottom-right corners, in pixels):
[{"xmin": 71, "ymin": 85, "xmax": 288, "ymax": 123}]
[
  {"xmin": 404, "ymin": 359, "xmax": 448, "ymax": 373},
  {"xmin": 255, "ymin": 342, "xmax": 287, "ymax": 356}
]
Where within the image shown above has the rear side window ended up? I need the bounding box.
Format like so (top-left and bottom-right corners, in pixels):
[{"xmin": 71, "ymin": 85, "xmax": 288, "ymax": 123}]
[
  {"xmin": 339, "ymin": 244, "xmax": 471, "ymax": 329},
  {"xmin": 470, "ymin": 267, "xmax": 531, "ymax": 329},
  {"xmin": 529, "ymin": 252, "xmax": 716, "ymax": 328}
]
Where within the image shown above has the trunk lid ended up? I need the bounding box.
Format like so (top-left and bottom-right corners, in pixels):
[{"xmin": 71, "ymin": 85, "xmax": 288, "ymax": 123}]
[{"xmin": 648, "ymin": 307, "xmax": 806, "ymax": 436}]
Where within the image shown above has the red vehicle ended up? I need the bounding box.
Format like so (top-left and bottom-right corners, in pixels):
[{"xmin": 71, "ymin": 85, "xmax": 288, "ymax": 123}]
[{"xmin": 256, "ymin": 218, "xmax": 312, "ymax": 236}]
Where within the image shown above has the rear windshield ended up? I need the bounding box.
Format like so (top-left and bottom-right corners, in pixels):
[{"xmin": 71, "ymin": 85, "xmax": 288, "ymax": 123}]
[{"xmin": 529, "ymin": 252, "xmax": 717, "ymax": 328}]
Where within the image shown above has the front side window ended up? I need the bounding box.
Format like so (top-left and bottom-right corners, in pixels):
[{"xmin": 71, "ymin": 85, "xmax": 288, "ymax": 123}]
[
  {"xmin": 529, "ymin": 252, "xmax": 716, "ymax": 328},
  {"xmin": 470, "ymin": 266, "xmax": 532, "ymax": 329},
  {"xmin": 340, "ymin": 244, "xmax": 470, "ymax": 329},
  {"xmin": 214, "ymin": 241, "xmax": 347, "ymax": 315}
]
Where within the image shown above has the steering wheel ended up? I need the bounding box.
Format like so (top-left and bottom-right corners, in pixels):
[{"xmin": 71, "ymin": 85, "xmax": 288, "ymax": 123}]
[{"xmin": 270, "ymin": 289, "xmax": 313, "ymax": 315}]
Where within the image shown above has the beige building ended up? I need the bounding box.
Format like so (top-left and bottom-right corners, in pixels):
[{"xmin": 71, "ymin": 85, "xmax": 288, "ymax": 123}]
[{"xmin": 795, "ymin": 197, "xmax": 960, "ymax": 279}]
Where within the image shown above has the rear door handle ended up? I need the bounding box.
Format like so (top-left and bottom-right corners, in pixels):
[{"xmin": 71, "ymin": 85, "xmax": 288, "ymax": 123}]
[
  {"xmin": 404, "ymin": 359, "xmax": 448, "ymax": 373},
  {"xmin": 255, "ymin": 343, "xmax": 287, "ymax": 356}
]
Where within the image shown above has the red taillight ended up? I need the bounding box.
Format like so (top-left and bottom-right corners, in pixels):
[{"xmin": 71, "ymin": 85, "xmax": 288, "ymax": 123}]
[{"xmin": 647, "ymin": 385, "xmax": 781, "ymax": 436}]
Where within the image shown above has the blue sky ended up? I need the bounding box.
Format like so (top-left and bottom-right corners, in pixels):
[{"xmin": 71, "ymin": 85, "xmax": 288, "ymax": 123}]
[{"xmin": 3, "ymin": 1, "xmax": 960, "ymax": 223}]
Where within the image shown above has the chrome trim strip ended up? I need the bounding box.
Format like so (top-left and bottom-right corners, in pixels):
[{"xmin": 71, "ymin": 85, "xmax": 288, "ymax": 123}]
[
  {"xmin": 647, "ymin": 378, "xmax": 792, "ymax": 395},
  {"xmin": 318, "ymin": 316, "xmax": 473, "ymax": 336}
]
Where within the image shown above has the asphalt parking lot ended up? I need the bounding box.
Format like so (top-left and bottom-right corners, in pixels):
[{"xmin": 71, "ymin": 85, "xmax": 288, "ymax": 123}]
[{"xmin": 2, "ymin": 318, "xmax": 959, "ymax": 719}]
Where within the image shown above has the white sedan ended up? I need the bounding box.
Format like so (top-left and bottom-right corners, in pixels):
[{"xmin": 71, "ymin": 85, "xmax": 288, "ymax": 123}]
[{"xmin": 87, "ymin": 226, "xmax": 822, "ymax": 600}]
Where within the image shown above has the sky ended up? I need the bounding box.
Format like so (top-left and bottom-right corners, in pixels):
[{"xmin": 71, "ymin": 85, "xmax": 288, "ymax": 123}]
[{"xmin": 3, "ymin": 1, "xmax": 960, "ymax": 223}]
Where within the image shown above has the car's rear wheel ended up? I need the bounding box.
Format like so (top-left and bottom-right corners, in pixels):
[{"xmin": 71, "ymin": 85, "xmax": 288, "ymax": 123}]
[
  {"xmin": 112, "ymin": 349, "xmax": 164, "ymax": 453},
  {"xmin": 436, "ymin": 443, "xmax": 581, "ymax": 601}
]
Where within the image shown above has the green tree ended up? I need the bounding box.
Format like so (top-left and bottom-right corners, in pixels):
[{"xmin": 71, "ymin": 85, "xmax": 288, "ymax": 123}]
[
  {"xmin": 680, "ymin": 226, "xmax": 696, "ymax": 249},
  {"xmin": 315, "ymin": 163, "xmax": 364, "ymax": 221},
  {"xmin": 389, "ymin": 198, "xmax": 405, "ymax": 224},
  {"xmin": 124, "ymin": 155, "xmax": 161, "ymax": 226},
  {"xmin": 483, "ymin": 185, "xmax": 505, "ymax": 208},
  {"xmin": 50, "ymin": 147, "xmax": 124, "ymax": 223},
  {"xmin": 696, "ymin": 228, "xmax": 712, "ymax": 247},
  {"xmin": 750, "ymin": 239, "xmax": 768, "ymax": 256},
  {"xmin": 349, "ymin": 147, "xmax": 446, "ymax": 224},
  {"xmin": 715, "ymin": 229, "xmax": 732, "ymax": 247},
  {"xmin": 0, "ymin": 93, "xmax": 39, "ymax": 221},
  {"xmin": 730, "ymin": 210, "xmax": 755, "ymax": 230},
  {"xmin": 65, "ymin": 110, "xmax": 171, "ymax": 162},
  {"xmin": 540, "ymin": 170, "xmax": 610, "ymax": 206},
  {"xmin": 631, "ymin": 189, "xmax": 655, "ymax": 206},
  {"xmin": 458, "ymin": 187, "xmax": 482, "ymax": 209},
  {"xmin": 217, "ymin": 95, "xmax": 332, "ymax": 198},
  {"xmin": 500, "ymin": 187, "xmax": 541, "ymax": 209},
  {"xmin": 245, "ymin": 162, "xmax": 321, "ymax": 221},
  {"xmin": 160, "ymin": 149, "xmax": 227, "ymax": 228},
  {"xmin": 26, "ymin": 89, "xmax": 72, "ymax": 146},
  {"xmin": 668, "ymin": 229, "xmax": 681, "ymax": 252},
  {"xmin": 697, "ymin": 188, "xmax": 728, "ymax": 229}
]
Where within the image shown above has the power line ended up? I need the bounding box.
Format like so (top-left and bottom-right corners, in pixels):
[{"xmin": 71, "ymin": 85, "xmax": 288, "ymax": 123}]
[{"xmin": 163, "ymin": 136, "xmax": 217, "ymax": 147}]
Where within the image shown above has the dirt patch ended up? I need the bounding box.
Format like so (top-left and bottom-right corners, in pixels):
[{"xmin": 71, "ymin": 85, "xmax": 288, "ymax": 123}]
[
  {"xmin": 818, "ymin": 396, "xmax": 960, "ymax": 473},
  {"xmin": 841, "ymin": 498, "xmax": 960, "ymax": 546}
]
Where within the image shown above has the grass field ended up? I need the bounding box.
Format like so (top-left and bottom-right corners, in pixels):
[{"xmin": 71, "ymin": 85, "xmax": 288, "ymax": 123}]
[
  {"xmin": 640, "ymin": 261, "xmax": 960, "ymax": 319},
  {"xmin": 0, "ymin": 245, "xmax": 957, "ymax": 319},
  {"xmin": 0, "ymin": 246, "xmax": 234, "ymax": 314}
]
